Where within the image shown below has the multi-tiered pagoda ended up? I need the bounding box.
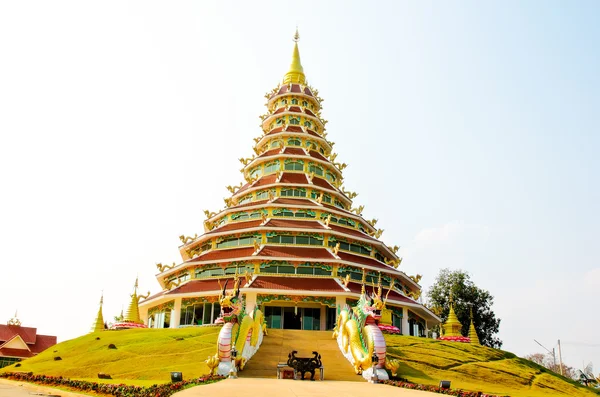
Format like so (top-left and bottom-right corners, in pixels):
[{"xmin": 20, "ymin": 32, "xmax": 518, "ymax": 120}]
[{"xmin": 139, "ymin": 32, "xmax": 440, "ymax": 336}]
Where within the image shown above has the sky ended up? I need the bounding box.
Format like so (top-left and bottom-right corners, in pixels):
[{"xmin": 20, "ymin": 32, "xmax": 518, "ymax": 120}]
[{"xmin": 0, "ymin": 0, "xmax": 598, "ymax": 374}]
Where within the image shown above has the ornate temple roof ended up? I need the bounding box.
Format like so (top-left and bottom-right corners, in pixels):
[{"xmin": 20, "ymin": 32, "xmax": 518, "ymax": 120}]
[{"xmin": 141, "ymin": 31, "xmax": 435, "ymax": 321}]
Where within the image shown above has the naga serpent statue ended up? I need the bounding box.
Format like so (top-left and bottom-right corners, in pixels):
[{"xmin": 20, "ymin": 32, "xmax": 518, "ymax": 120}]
[
  {"xmin": 333, "ymin": 277, "xmax": 393, "ymax": 381},
  {"xmin": 206, "ymin": 275, "xmax": 266, "ymax": 376}
]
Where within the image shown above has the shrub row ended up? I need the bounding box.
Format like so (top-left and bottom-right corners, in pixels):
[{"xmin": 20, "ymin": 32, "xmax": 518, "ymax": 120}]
[
  {"xmin": 0, "ymin": 372, "xmax": 224, "ymax": 397},
  {"xmin": 383, "ymin": 379, "xmax": 510, "ymax": 397}
]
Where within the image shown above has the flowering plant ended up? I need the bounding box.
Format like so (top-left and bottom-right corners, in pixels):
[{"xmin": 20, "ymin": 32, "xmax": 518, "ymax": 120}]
[
  {"xmin": 384, "ymin": 379, "xmax": 509, "ymax": 397},
  {"xmin": 0, "ymin": 372, "xmax": 224, "ymax": 397},
  {"xmin": 378, "ymin": 324, "xmax": 401, "ymax": 334},
  {"xmin": 438, "ymin": 336, "xmax": 471, "ymax": 343}
]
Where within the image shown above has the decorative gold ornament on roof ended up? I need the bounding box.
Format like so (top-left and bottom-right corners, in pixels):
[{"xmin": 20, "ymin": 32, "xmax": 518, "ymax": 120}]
[
  {"xmin": 7, "ymin": 311, "xmax": 21, "ymax": 326},
  {"xmin": 283, "ymin": 28, "xmax": 306, "ymax": 85}
]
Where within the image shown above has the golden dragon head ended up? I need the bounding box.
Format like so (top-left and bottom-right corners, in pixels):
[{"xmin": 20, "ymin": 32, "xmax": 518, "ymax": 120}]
[{"xmin": 218, "ymin": 276, "xmax": 244, "ymax": 322}]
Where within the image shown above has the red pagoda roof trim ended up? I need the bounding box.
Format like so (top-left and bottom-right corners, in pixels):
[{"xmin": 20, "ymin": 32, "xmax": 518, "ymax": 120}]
[
  {"xmin": 265, "ymin": 219, "xmax": 325, "ymax": 230},
  {"xmin": 303, "ymin": 87, "xmax": 313, "ymax": 96},
  {"xmin": 272, "ymin": 198, "xmax": 315, "ymax": 206},
  {"xmin": 311, "ymin": 177, "xmax": 335, "ymax": 190},
  {"xmin": 280, "ymin": 172, "xmax": 308, "ymax": 184},
  {"xmin": 337, "ymin": 252, "xmax": 394, "ymax": 272},
  {"xmin": 288, "ymin": 106, "xmax": 302, "ymax": 112},
  {"xmin": 307, "ymin": 130, "xmax": 321, "ymax": 138},
  {"xmin": 290, "ymin": 84, "xmax": 302, "ymax": 93},
  {"xmin": 251, "ymin": 174, "xmax": 278, "ymax": 188},
  {"xmin": 0, "ymin": 325, "xmax": 57, "ymax": 358},
  {"xmin": 267, "ymin": 127, "xmax": 284, "ymax": 135},
  {"xmin": 278, "ymin": 86, "xmax": 288, "ymax": 95},
  {"xmin": 283, "ymin": 147, "xmax": 306, "ymax": 155},
  {"xmin": 274, "ymin": 107, "xmax": 286, "ymax": 114},
  {"xmin": 285, "ymin": 126, "xmax": 303, "ymax": 133},
  {"xmin": 308, "ymin": 151, "xmax": 328, "ymax": 161},
  {"xmin": 167, "ymin": 278, "xmax": 234, "ymax": 295},
  {"xmin": 259, "ymin": 148, "xmax": 281, "ymax": 158},
  {"xmin": 257, "ymin": 245, "xmax": 334, "ymax": 259},
  {"xmin": 328, "ymin": 224, "xmax": 374, "ymax": 240},
  {"xmin": 208, "ymin": 220, "xmax": 263, "ymax": 235},
  {"xmin": 189, "ymin": 247, "xmax": 256, "ymax": 263},
  {"xmin": 250, "ymin": 276, "xmax": 344, "ymax": 292},
  {"xmin": 304, "ymin": 109, "xmax": 316, "ymax": 117}
]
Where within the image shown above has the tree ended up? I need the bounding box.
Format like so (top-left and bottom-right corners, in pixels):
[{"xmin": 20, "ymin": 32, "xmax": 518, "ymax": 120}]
[
  {"xmin": 427, "ymin": 268, "xmax": 502, "ymax": 348},
  {"xmin": 524, "ymin": 352, "xmax": 576, "ymax": 379}
]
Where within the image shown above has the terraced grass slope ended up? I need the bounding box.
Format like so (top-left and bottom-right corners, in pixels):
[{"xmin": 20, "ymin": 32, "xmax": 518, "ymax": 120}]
[
  {"xmin": 385, "ymin": 335, "xmax": 598, "ymax": 397},
  {"xmin": 0, "ymin": 327, "xmax": 220, "ymax": 384}
]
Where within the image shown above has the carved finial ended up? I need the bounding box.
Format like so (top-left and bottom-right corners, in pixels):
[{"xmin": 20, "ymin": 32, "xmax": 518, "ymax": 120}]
[
  {"xmin": 293, "ymin": 27, "xmax": 300, "ymax": 43},
  {"xmin": 324, "ymin": 214, "xmax": 332, "ymax": 227},
  {"xmin": 333, "ymin": 242, "xmax": 340, "ymax": 255}
]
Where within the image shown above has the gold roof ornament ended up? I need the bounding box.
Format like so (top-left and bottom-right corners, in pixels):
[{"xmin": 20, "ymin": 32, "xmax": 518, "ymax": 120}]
[
  {"xmin": 442, "ymin": 293, "xmax": 463, "ymax": 337},
  {"xmin": 283, "ymin": 28, "xmax": 306, "ymax": 85},
  {"xmin": 124, "ymin": 277, "xmax": 150, "ymax": 324},
  {"xmin": 469, "ymin": 307, "xmax": 480, "ymax": 345},
  {"xmin": 91, "ymin": 292, "xmax": 105, "ymax": 333},
  {"xmin": 7, "ymin": 310, "xmax": 21, "ymax": 326}
]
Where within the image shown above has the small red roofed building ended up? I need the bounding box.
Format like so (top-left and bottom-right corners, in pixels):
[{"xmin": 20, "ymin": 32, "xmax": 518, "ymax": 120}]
[{"xmin": 0, "ymin": 313, "xmax": 57, "ymax": 368}]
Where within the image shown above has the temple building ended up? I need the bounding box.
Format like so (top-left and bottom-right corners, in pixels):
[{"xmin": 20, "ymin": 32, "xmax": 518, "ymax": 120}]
[
  {"xmin": 0, "ymin": 314, "xmax": 57, "ymax": 368},
  {"xmin": 139, "ymin": 31, "xmax": 441, "ymax": 336}
]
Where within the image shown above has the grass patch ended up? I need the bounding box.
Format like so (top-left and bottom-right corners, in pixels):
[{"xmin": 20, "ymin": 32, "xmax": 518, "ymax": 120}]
[
  {"xmin": 384, "ymin": 335, "xmax": 598, "ymax": 397},
  {"xmin": 0, "ymin": 327, "xmax": 220, "ymax": 383}
]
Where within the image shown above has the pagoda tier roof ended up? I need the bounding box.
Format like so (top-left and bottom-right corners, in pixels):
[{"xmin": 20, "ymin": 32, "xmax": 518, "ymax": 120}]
[
  {"xmin": 0, "ymin": 325, "xmax": 36, "ymax": 344},
  {"xmin": 280, "ymin": 172, "xmax": 308, "ymax": 184},
  {"xmin": 167, "ymin": 278, "xmax": 235, "ymax": 295},
  {"xmin": 345, "ymin": 282, "xmax": 415, "ymax": 305},
  {"xmin": 311, "ymin": 176, "xmax": 336, "ymax": 190},
  {"xmin": 327, "ymin": 224, "xmax": 374, "ymax": 240},
  {"xmin": 272, "ymin": 197, "xmax": 315, "ymax": 206},
  {"xmin": 207, "ymin": 219, "xmax": 263, "ymax": 234},
  {"xmin": 258, "ymin": 148, "xmax": 282, "ymax": 158},
  {"xmin": 288, "ymin": 106, "xmax": 302, "ymax": 112},
  {"xmin": 271, "ymin": 84, "xmax": 314, "ymax": 99},
  {"xmin": 267, "ymin": 126, "xmax": 284, "ymax": 135},
  {"xmin": 248, "ymin": 276, "xmax": 344, "ymax": 292},
  {"xmin": 308, "ymin": 150, "xmax": 328, "ymax": 161},
  {"xmin": 282, "ymin": 147, "xmax": 306, "ymax": 155},
  {"xmin": 189, "ymin": 246, "xmax": 256, "ymax": 263},
  {"xmin": 257, "ymin": 245, "xmax": 335, "ymax": 260},
  {"xmin": 265, "ymin": 219, "xmax": 325, "ymax": 230},
  {"xmin": 336, "ymin": 251, "xmax": 395, "ymax": 272}
]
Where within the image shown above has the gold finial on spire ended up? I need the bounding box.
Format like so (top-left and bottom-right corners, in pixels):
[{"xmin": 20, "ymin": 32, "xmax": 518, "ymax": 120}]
[
  {"xmin": 283, "ymin": 28, "xmax": 306, "ymax": 85},
  {"xmin": 8, "ymin": 310, "xmax": 21, "ymax": 326},
  {"xmin": 91, "ymin": 291, "xmax": 105, "ymax": 333}
]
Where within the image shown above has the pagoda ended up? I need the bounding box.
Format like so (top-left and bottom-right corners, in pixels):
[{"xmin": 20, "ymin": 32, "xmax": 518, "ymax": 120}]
[{"xmin": 139, "ymin": 31, "xmax": 441, "ymax": 335}]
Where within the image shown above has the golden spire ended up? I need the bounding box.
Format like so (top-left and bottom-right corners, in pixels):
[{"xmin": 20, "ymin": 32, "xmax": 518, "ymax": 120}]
[
  {"xmin": 124, "ymin": 278, "xmax": 141, "ymax": 323},
  {"xmin": 442, "ymin": 293, "xmax": 463, "ymax": 337},
  {"xmin": 283, "ymin": 28, "xmax": 306, "ymax": 85},
  {"xmin": 91, "ymin": 292, "xmax": 105, "ymax": 333},
  {"xmin": 469, "ymin": 307, "xmax": 480, "ymax": 345}
]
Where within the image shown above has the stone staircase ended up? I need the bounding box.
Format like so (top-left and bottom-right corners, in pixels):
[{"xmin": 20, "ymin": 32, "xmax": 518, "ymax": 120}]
[{"xmin": 239, "ymin": 329, "xmax": 363, "ymax": 381}]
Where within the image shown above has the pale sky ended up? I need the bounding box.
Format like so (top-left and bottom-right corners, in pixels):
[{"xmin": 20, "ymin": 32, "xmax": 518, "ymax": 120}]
[{"xmin": 1, "ymin": 1, "xmax": 598, "ymax": 373}]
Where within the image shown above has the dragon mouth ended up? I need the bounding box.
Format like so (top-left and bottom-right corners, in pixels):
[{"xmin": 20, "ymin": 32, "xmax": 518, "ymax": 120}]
[
  {"xmin": 222, "ymin": 306, "xmax": 233, "ymax": 316},
  {"xmin": 374, "ymin": 309, "xmax": 381, "ymax": 316}
]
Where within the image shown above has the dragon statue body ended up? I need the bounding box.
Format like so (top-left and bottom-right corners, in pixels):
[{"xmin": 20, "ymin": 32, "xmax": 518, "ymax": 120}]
[
  {"xmin": 206, "ymin": 276, "xmax": 266, "ymax": 376},
  {"xmin": 333, "ymin": 281, "xmax": 391, "ymax": 381}
]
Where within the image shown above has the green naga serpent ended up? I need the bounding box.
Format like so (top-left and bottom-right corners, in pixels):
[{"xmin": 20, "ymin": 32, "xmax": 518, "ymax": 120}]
[
  {"xmin": 333, "ymin": 274, "xmax": 400, "ymax": 381},
  {"xmin": 205, "ymin": 275, "xmax": 266, "ymax": 376}
]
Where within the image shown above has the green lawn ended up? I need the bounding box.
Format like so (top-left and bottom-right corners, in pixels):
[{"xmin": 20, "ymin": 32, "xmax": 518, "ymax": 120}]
[
  {"xmin": 1, "ymin": 327, "xmax": 220, "ymax": 384},
  {"xmin": 385, "ymin": 335, "xmax": 599, "ymax": 397}
]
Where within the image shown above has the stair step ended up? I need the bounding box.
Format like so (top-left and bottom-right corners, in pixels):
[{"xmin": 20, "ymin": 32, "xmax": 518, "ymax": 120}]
[{"xmin": 239, "ymin": 330, "xmax": 364, "ymax": 382}]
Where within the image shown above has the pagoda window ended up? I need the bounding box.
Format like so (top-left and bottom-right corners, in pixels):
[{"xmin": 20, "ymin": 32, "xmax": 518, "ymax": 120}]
[
  {"xmin": 375, "ymin": 252, "xmax": 386, "ymax": 263},
  {"xmin": 302, "ymin": 100, "xmax": 308, "ymax": 107},
  {"xmin": 231, "ymin": 212, "xmax": 249, "ymax": 221},
  {"xmin": 334, "ymin": 200, "xmax": 345, "ymax": 209},
  {"xmin": 264, "ymin": 161, "xmax": 280, "ymax": 174},
  {"xmin": 308, "ymin": 164, "xmax": 324, "ymax": 176},
  {"xmin": 291, "ymin": 98, "xmax": 298, "ymax": 105},
  {"xmin": 280, "ymin": 188, "xmax": 306, "ymax": 197},
  {"xmin": 325, "ymin": 172, "xmax": 336, "ymax": 182},
  {"xmin": 238, "ymin": 195, "xmax": 253, "ymax": 205},
  {"xmin": 289, "ymin": 117, "xmax": 300, "ymax": 125},
  {"xmin": 267, "ymin": 234, "xmax": 323, "ymax": 246},
  {"xmin": 216, "ymin": 235, "xmax": 259, "ymax": 249},
  {"xmin": 294, "ymin": 209, "xmax": 316, "ymax": 219},
  {"xmin": 314, "ymin": 267, "xmax": 331, "ymax": 276},
  {"xmin": 311, "ymin": 191, "xmax": 331, "ymax": 203},
  {"xmin": 272, "ymin": 208, "xmax": 295, "ymax": 217},
  {"xmin": 276, "ymin": 118, "xmax": 284, "ymax": 125},
  {"xmin": 284, "ymin": 160, "xmax": 304, "ymax": 171},
  {"xmin": 281, "ymin": 99, "xmax": 287, "ymax": 105},
  {"xmin": 304, "ymin": 121, "xmax": 312, "ymax": 128},
  {"xmin": 287, "ymin": 138, "xmax": 302, "ymax": 146},
  {"xmin": 338, "ymin": 218, "xmax": 356, "ymax": 227},
  {"xmin": 250, "ymin": 167, "xmax": 262, "ymax": 178},
  {"xmin": 270, "ymin": 140, "xmax": 282, "ymax": 148},
  {"xmin": 319, "ymin": 147, "xmax": 325, "ymax": 154},
  {"xmin": 195, "ymin": 267, "xmax": 225, "ymax": 278}
]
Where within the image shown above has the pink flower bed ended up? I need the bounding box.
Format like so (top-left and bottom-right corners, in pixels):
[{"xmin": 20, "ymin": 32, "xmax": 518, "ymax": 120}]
[
  {"xmin": 438, "ymin": 335, "xmax": 471, "ymax": 343},
  {"xmin": 378, "ymin": 324, "xmax": 401, "ymax": 334}
]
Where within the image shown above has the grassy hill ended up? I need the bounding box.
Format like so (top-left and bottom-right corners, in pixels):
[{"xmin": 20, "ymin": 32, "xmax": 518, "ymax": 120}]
[
  {"xmin": 2, "ymin": 327, "xmax": 598, "ymax": 396},
  {"xmin": 1, "ymin": 327, "xmax": 220, "ymax": 384},
  {"xmin": 385, "ymin": 334, "xmax": 598, "ymax": 397}
]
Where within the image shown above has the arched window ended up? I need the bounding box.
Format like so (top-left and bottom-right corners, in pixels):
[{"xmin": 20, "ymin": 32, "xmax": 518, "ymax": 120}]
[
  {"xmin": 276, "ymin": 117, "xmax": 283, "ymax": 125},
  {"xmin": 280, "ymin": 188, "xmax": 306, "ymax": 197},
  {"xmin": 284, "ymin": 160, "xmax": 304, "ymax": 171},
  {"xmin": 281, "ymin": 99, "xmax": 287, "ymax": 105},
  {"xmin": 291, "ymin": 98, "xmax": 298, "ymax": 105},
  {"xmin": 302, "ymin": 100, "xmax": 308, "ymax": 107},
  {"xmin": 304, "ymin": 121, "xmax": 312, "ymax": 128},
  {"xmin": 325, "ymin": 172, "xmax": 336, "ymax": 182},
  {"xmin": 287, "ymin": 138, "xmax": 301, "ymax": 146},
  {"xmin": 270, "ymin": 140, "xmax": 281, "ymax": 148},
  {"xmin": 264, "ymin": 161, "xmax": 280, "ymax": 173},
  {"xmin": 289, "ymin": 117, "xmax": 300, "ymax": 125},
  {"xmin": 308, "ymin": 164, "xmax": 324, "ymax": 176}
]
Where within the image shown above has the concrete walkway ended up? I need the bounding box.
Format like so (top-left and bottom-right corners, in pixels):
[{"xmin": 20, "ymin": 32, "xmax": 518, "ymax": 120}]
[
  {"xmin": 0, "ymin": 378, "xmax": 89, "ymax": 397},
  {"xmin": 175, "ymin": 378, "xmax": 439, "ymax": 397}
]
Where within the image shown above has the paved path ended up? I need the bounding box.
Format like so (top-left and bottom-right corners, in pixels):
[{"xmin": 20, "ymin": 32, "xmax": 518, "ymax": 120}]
[
  {"xmin": 0, "ymin": 379, "xmax": 88, "ymax": 397},
  {"xmin": 175, "ymin": 378, "xmax": 439, "ymax": 397}
]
